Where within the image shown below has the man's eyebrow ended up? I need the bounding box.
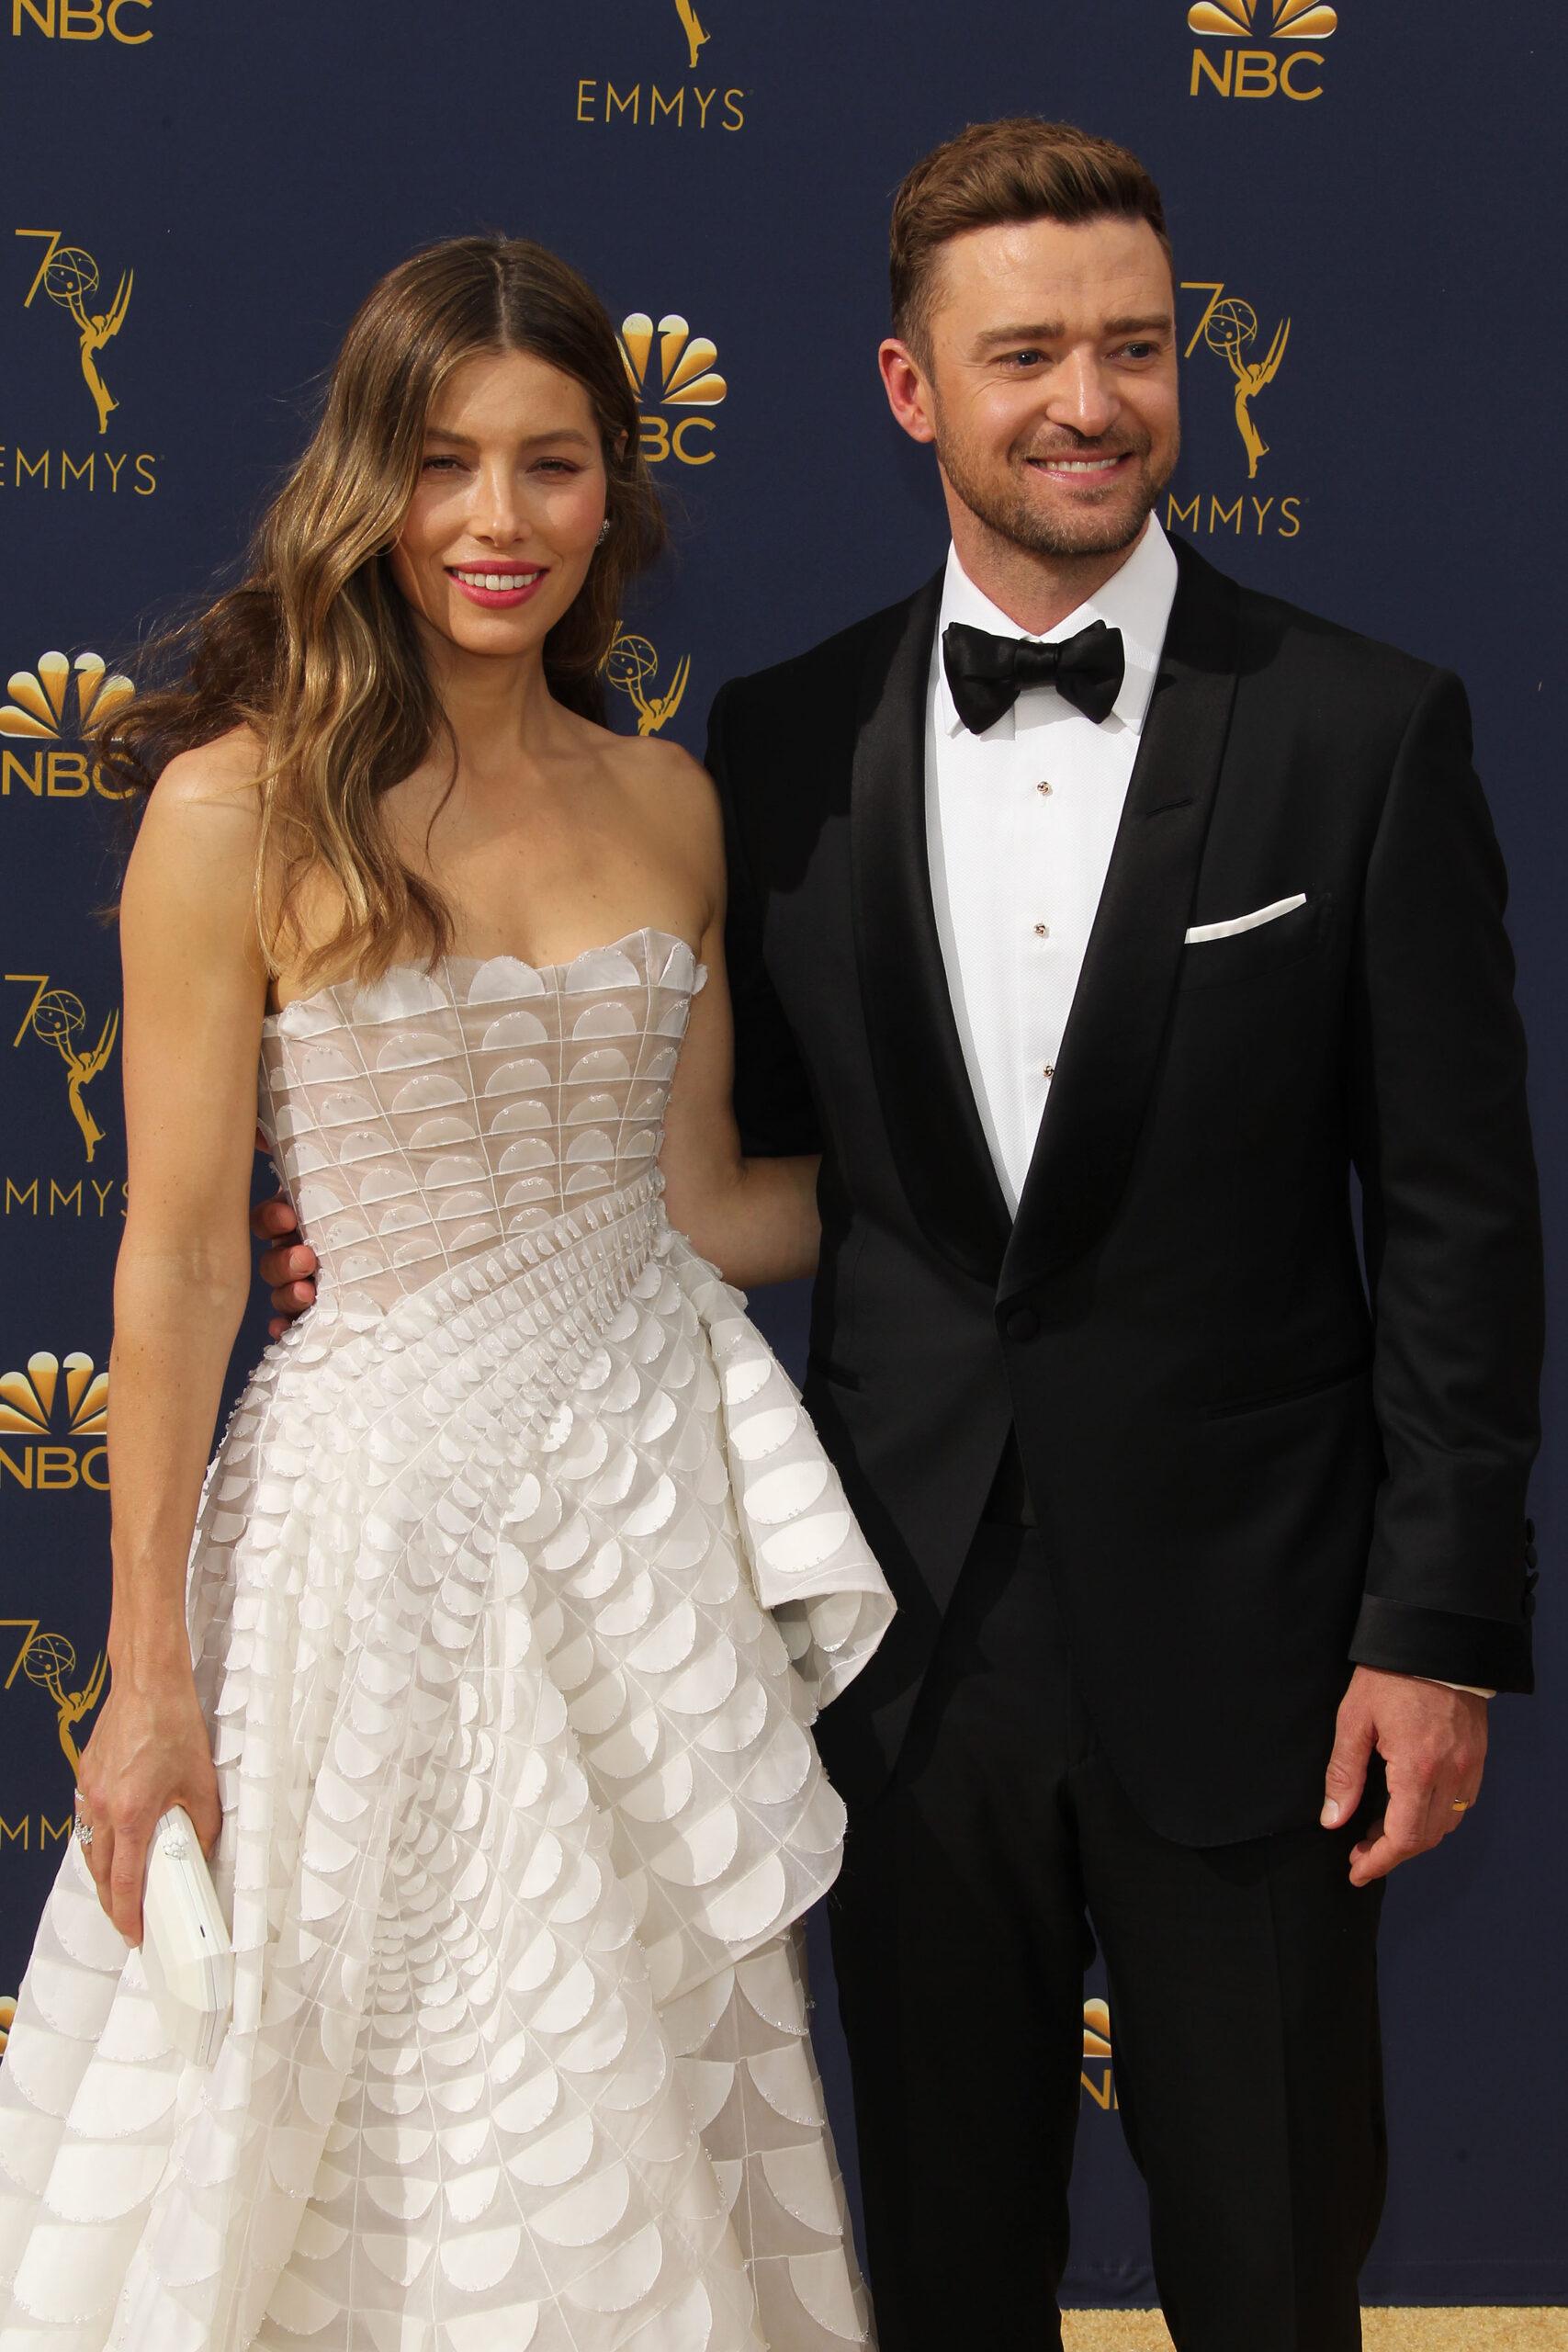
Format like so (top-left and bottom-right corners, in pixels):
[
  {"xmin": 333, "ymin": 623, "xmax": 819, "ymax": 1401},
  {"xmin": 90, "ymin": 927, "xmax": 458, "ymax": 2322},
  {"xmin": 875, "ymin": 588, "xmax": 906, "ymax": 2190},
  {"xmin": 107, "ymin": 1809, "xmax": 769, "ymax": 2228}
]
[
  {"xmin": 971, "ymin": 313, "xmax": 1173, "ymax": 351},
  {"xmin": 973, "ymin": 323, "xmax": 1066, "ymax": 350}
]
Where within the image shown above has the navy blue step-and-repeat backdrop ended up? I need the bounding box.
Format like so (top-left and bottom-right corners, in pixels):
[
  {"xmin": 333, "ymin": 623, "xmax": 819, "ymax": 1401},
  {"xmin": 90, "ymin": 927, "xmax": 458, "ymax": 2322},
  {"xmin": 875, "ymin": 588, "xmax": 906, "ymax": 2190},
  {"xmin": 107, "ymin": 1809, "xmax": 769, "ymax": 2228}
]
[{"xmin": 2, "ymin": 0, "xmax": 1562, "ymax": 2310}]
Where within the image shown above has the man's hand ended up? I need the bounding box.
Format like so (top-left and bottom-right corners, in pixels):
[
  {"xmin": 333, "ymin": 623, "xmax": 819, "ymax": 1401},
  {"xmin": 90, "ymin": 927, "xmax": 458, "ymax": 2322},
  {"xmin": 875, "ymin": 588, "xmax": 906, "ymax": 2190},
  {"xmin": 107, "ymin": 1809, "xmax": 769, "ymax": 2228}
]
[
  {"xmin": 251, "ymin": 1189, "xmax": 318, "ymax": 1338},
  {"xmin": 1321, "ymin": 1665, "xmax": 1486, "ymax": 1887}
]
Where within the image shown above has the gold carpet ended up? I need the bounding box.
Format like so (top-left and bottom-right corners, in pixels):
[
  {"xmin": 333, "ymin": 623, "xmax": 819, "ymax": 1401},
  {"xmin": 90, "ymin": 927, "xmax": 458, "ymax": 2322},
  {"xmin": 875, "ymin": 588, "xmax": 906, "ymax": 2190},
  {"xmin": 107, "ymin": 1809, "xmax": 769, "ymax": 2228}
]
[{"xmin": 1061, "ymin": 2313, "xmax": 1567, "ymax": 2348}]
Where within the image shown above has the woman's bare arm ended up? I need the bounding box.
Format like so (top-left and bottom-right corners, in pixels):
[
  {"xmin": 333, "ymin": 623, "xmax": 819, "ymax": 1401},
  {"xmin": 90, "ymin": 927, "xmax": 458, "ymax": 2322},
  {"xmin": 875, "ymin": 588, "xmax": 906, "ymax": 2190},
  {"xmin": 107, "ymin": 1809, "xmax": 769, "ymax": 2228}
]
[
  {"xmin": 656, "ymin": 764, "xmax": 821, "ymax": 1288},
  {"xmin": 76, "ymin": 731, "xmax": 268, "ymax": 1941}
]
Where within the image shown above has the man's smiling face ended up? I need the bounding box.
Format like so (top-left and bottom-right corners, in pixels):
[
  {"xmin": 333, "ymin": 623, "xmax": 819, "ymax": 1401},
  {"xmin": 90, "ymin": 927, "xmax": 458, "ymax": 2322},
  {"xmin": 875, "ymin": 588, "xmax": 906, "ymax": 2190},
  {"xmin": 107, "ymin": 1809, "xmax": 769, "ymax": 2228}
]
[{"xmin": 896, "ymin": 212, "xmax": 1181, "ymax": 563}]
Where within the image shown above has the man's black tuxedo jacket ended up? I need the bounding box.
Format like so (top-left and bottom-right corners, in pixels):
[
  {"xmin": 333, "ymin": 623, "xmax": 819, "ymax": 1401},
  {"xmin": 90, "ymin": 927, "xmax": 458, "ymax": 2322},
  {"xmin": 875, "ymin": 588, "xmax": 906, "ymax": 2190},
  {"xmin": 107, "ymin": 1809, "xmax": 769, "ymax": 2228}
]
[{"xmin": 705, "ymin": 541, "xmax": 1543, "ymax": 1845}]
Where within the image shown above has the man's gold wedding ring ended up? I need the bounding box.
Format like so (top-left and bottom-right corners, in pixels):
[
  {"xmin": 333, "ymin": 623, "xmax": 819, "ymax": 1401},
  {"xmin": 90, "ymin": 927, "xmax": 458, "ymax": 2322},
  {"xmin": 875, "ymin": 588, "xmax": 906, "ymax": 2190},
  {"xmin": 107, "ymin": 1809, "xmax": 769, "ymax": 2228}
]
[{"xmin": 1450, "ymin": 1797, "xmax": 1475, "ymax": 1814}]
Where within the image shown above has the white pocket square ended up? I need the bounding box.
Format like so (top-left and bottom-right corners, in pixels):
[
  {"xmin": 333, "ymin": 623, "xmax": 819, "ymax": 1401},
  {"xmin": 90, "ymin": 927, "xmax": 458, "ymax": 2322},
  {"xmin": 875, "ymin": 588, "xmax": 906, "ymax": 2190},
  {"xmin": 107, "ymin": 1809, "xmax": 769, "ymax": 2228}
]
[{"xmin": 1184, "ymin": 893, "xmax": 1307, "ymax": 945}]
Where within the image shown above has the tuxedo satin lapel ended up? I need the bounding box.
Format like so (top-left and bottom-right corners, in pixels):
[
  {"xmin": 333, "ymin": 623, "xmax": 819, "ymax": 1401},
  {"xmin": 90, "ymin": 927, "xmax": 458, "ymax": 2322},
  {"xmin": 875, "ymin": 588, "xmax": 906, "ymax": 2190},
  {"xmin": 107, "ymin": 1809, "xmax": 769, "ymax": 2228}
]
[
  {"xmin": 852, "ymin": 572, "xmax": 1012, "ymax": 1283},
  {"xmin": 999, "ymin": 548, "xmax": 1241, "ymax": 1306}
]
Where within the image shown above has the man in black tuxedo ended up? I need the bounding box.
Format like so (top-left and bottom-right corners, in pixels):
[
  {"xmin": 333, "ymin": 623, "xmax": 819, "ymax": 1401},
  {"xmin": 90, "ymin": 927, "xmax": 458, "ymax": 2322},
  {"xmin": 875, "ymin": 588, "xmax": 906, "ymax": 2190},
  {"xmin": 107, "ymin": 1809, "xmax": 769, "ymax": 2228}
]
[{"xmin": 702, "ymin": 119, "xmax": 1542, "ymax": 2350}]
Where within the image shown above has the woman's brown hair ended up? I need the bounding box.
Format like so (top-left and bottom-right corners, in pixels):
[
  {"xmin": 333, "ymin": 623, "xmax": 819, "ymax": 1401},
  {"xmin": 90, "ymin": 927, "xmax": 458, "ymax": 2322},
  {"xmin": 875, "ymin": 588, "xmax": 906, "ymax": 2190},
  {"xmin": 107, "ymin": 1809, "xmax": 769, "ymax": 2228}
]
[
  {"xmin": 102, "ymin": 236, "xmax": 664, "ymax": 985},
  {"xmin": 889, "ymin": 119, "xmax": 1173, "ymax": 367}
]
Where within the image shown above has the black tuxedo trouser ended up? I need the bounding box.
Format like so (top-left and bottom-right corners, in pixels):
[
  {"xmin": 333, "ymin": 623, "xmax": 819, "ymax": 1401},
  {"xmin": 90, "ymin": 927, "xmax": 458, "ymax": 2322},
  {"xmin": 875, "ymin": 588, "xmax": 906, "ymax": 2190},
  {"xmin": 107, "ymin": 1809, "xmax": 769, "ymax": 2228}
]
[{"xmin": 828, "ymin": 1521, "xmax": 1387, "ymax": 2352}]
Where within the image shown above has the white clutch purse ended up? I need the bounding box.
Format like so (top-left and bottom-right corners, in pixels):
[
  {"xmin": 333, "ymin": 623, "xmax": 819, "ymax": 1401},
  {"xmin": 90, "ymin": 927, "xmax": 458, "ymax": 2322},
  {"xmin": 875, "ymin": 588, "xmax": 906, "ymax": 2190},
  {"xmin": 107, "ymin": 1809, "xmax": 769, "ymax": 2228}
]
[{"xmin": 140, "ymin": 1806, "xmax": 233, "ymax": 2069}]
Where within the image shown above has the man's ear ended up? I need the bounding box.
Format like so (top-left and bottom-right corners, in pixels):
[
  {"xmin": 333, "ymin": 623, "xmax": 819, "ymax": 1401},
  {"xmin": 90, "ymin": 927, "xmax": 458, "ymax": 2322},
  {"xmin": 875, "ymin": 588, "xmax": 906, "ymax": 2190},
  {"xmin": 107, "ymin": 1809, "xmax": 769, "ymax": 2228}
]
[{"xmin": 878, "ymin": 337, "xmax": 937, "ymax": 447}]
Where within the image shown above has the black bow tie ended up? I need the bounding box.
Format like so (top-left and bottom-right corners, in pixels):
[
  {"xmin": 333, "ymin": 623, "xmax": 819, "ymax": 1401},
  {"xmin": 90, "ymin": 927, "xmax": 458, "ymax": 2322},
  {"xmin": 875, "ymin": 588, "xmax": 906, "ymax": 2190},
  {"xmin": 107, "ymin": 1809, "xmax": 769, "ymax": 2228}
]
[{"xmin": 942, "ymin": 616, "xmax": 1125, "ymax": 733}]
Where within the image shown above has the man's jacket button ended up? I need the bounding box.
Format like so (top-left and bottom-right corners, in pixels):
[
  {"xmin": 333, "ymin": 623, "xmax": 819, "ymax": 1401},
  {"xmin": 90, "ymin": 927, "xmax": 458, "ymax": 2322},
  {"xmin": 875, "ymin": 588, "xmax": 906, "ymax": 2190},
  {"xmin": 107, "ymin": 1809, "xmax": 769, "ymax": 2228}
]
[{"xmin": 1005, "ymin": 1307, "xmax": 1040, "ymax": 1343}]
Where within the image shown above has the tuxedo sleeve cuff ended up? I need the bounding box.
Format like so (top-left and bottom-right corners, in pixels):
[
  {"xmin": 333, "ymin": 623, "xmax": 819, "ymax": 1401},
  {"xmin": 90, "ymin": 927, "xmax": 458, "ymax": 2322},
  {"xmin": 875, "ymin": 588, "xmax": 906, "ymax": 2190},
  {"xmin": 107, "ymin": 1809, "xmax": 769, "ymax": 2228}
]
[{"xmin": 1350, "ymin": 1593, "xmax": 1533, "ymax": 1694}]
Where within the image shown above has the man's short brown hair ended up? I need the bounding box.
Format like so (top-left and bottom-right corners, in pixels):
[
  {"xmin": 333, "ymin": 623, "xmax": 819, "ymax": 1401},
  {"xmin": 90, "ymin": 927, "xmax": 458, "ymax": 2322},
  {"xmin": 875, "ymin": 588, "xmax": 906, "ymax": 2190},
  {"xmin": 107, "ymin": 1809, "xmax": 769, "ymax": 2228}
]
[{"xmin": 889, "ymin": 118, "xmax": 1173, "ymax": 364}]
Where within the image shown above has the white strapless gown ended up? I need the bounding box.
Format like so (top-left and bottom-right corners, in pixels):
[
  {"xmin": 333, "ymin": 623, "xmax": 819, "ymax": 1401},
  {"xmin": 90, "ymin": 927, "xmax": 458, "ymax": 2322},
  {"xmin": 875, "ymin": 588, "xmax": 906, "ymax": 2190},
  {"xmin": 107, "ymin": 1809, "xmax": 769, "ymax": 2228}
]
[{"xmin": 0, "ymin": 929, "xmax": 893, "ymax": 2352}]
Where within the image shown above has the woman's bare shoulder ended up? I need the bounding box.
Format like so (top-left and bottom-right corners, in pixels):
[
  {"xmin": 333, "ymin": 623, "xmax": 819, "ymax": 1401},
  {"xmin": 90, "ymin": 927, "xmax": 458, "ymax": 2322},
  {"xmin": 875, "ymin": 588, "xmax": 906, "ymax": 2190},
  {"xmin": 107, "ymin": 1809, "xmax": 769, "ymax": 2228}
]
[
  {"xmin": 615, "ymin": 733, "xmax": 724, "ymax": 915},
  {"xmin": 606, "ymin": 729, "xmax": 718, "ymax": 829},
  {"xmin": 149, "ymin": 722, "xmax": 267, "ymax": 819},
  {"xmin": 550, "ymin": 708, "xmax": 725, "ymax": 934},
  {"xmin": 124, "ymin": 725, "xmax": 269, "ymax": 966}
]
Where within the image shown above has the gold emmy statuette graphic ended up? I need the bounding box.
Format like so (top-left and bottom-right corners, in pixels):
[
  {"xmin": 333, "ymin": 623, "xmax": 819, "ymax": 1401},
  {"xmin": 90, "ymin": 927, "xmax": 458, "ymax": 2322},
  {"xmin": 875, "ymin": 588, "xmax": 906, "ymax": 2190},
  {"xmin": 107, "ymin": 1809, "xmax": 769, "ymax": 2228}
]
[
  {"xmin": 605, "ymin": 627, "xmax": 692, "ymax": 736},
  {"xmin": 0, "ymin": 649, "xmax": 136, "ymax": 744},
  {"xmin": 1184, "ymin": 286, "xmax": 1291, "ymax": 481},
  {"xmin": 1189, "ymin": 0, "xmax": 1338, "ymax": 36},
  {"xmin": 17, "ymin": 231, "xmax": 133, "ymax": 437},
  {"xmin": 3, "ymin": 1592, "xmax": 110, "ymax": 1784},
  {"xmin": 21, "ymin": 1629, "xmax": 107, "ymax": 1780},
  {"xmin": 1081, "ymin": 1996, "xmax": 1116, "ymax": 2109},
  {"xmin": 0, "ymin": 1996, "xmax": 15, "ymax": 2060},
  {"xmin": 6, "ymin": 974, "xmax": 119, "ymax": 1163},
  {"xmin": 672, "ymin": 0, "xmax": 709, "ymax": 69}
]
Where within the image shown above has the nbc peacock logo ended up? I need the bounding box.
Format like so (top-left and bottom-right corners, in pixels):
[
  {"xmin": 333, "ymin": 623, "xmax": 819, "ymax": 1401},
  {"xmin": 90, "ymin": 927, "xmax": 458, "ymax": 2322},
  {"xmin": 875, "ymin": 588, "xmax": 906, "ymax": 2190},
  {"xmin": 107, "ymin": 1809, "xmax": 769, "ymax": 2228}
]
[
  {"xmin": 0, "ymin": 650, "xmax": 133, "ymax": 802},
  {"xmin": 1190, "ymin": 0, "xmax": 1337, "ymax": 32},
  {"xmin": 617, "ymin": 312, "xmax": 727, "ymax": 467},
  {"xmin": 1188, "ymin": 0, "xmax": 1337, "ymax": 100},
  {"xmin": 0, "ymin": 1351, "xmax": 109, "ymax": 1494}
]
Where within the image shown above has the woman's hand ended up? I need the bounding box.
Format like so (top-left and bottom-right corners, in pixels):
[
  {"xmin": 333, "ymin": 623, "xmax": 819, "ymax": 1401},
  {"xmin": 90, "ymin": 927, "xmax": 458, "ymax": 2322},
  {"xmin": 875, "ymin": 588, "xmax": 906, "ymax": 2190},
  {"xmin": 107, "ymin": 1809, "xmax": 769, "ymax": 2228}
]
[
  {"xmin": 74, "ymin": 1664, "xmax": 220, "ymax": 1946},
  {"xmin": 659, "ymin": 916, "xmax": 823, "ymax": 1288}
]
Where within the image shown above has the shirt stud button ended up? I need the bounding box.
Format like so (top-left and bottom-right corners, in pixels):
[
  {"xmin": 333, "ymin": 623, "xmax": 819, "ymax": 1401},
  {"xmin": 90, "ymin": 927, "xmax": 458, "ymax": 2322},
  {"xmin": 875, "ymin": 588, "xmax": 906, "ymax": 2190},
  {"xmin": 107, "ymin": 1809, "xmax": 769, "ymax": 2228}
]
[
  {"xmin": 1033, "ymin": 922, "xmax": 1049, "ymax": 938},
  {"xmin": 1043, "ymin": 1063, "xmax": 1055, "ymax": 1080},
  {"xmin": 1038, "ymin": 781, "xmax": 1053, "ymax": 796}
]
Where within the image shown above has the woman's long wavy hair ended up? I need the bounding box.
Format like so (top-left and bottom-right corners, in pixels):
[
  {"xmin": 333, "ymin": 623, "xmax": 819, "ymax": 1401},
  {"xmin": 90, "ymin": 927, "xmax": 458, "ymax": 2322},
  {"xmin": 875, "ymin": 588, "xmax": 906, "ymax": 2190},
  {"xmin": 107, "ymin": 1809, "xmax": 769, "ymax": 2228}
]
[{"xmin": 102, "ymin": 237, "xmax": 665, "ymax": 985}]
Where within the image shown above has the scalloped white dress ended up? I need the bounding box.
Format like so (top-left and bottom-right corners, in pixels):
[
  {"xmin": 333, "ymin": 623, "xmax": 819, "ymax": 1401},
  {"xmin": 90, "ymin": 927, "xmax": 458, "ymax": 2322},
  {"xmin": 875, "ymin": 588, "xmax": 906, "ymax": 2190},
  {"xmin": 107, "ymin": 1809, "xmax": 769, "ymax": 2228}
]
[{"xmin": 0, "ymin": 929, "xmax": 894, "ymax": 2352}]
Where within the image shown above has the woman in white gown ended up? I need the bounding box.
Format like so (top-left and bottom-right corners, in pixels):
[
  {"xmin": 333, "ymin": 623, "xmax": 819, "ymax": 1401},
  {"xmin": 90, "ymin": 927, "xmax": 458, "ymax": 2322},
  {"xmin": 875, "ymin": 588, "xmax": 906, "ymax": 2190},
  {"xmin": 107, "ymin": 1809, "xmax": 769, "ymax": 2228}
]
[{"xmin": 0, "ymin": 236, "xmax": 892, "ymax": 2352}]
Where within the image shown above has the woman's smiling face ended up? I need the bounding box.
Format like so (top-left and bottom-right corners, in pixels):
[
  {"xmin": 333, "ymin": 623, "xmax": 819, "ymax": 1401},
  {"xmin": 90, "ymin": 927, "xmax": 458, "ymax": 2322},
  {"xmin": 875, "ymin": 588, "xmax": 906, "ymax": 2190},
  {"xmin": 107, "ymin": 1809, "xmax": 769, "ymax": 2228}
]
[{"xmin": 389, "ymin": 346, "xmax": 610, "ymax": 662}]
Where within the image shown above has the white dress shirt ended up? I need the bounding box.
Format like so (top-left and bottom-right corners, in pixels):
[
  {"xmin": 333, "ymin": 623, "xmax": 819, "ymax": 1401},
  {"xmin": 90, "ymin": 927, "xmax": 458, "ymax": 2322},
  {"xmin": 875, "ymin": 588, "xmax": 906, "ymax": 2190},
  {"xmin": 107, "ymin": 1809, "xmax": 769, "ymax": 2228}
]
[
  {"xmin": 923, "ymin": 521, "xmax": 1490, "ymax": 1702},
  {"xmin": 926, "ymin": 515, "xmax": 1179, "ymax": 1212}
]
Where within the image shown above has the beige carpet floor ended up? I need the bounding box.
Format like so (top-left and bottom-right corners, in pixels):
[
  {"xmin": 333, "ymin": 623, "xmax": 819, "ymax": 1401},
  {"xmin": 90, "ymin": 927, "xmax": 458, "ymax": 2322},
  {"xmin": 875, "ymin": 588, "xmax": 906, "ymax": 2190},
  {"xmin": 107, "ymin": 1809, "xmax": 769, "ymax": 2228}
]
[{"xmin": 1061, "ymin": 2314, "xmax": 1567, "ymax": 2349}]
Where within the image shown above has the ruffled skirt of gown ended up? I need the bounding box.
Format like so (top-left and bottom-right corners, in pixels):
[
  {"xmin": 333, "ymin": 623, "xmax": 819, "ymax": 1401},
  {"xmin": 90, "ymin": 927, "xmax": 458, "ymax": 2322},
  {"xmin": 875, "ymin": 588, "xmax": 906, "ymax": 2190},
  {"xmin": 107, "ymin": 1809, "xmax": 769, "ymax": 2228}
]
[{"xmin": 0, "ymin": 1175, "xmax": 893, "ymax": 2351}]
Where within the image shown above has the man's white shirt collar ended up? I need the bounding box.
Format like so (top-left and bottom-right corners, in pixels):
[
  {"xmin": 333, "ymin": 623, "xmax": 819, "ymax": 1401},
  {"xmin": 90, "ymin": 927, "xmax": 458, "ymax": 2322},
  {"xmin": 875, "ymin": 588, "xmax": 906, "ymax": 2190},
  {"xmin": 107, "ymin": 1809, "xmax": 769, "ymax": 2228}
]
[{"xmin": 934, "ymin": 514, "xmax": 1179, "ymax": 742}]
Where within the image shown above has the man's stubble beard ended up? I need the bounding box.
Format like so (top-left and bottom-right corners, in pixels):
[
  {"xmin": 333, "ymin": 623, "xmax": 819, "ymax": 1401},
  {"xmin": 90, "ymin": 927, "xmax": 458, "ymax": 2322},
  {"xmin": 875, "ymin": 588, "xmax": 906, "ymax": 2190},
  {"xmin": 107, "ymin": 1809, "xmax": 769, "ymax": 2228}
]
[{"xmin": 935, "ymin": 414, "xmax": 1179, "ymax": 563}]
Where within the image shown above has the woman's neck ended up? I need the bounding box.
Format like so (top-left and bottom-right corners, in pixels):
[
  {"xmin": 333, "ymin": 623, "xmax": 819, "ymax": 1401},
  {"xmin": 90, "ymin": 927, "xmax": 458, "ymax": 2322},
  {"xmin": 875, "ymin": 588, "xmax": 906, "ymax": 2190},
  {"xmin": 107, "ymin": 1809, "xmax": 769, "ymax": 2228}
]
[{"xmin": 419, "ymin": 631, "xmax": 569, "ymax": 791}]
